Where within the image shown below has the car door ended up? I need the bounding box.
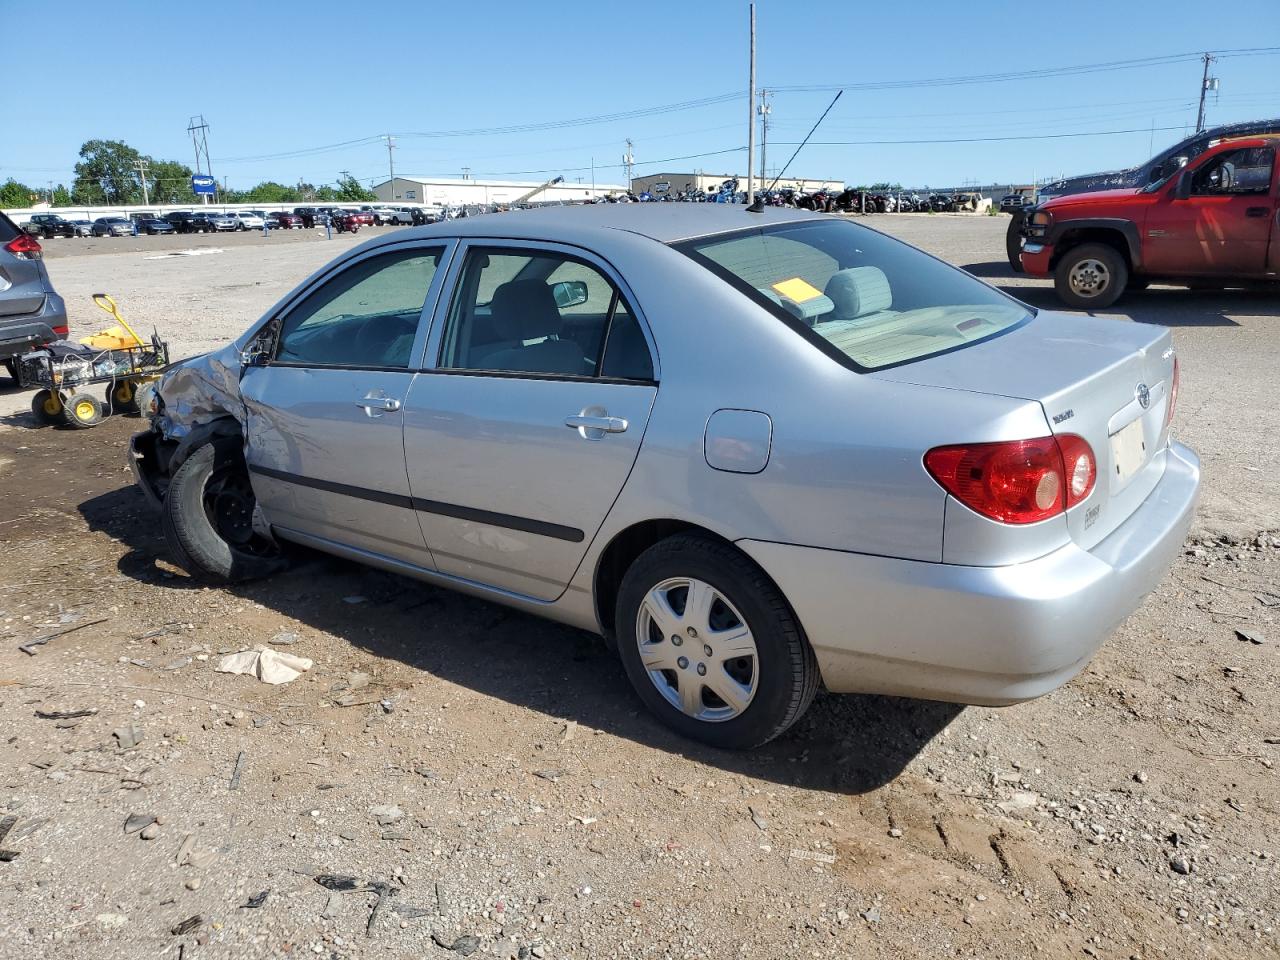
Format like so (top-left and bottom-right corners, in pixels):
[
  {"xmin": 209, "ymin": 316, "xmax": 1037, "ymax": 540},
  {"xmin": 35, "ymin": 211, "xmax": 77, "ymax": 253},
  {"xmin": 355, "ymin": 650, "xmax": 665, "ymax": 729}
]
[
  {"xmin": 239, "ymin": 241, "xmax": 453, "ymax": 565},
  {"xmin": 1143, "ymin": 144, "xmax": 1276, "ymax": 277},
  {"xmin": 402, "ymin": 241, "xmax": 659, "ymax": 601}
]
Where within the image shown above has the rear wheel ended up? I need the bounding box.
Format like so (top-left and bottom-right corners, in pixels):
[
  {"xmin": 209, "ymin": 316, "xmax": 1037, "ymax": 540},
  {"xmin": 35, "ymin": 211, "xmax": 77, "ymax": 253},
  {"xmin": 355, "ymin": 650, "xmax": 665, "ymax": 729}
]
[
  {"xmin": 63, "ymin": 393, "xmax": 104, "ymax": 429},
  {"xmin": 105, "ymin": 379, "xmax": 140, "ymax": 414},
  {"xmin": 1054, "ymin": 242, "xmax": 1127, "ymax": 309},
  {"xmin": 162, "ymin": 438, "xmax": 287, "ymax": 583},
  {"xmin": 615, "ymin": 534, "xmax": 818, "ymax": 749},
  {"xmin": 1005, "ymin": 211, "xmax": 1025, "ymax": 272},
  {"xmin": 31, "ymin": 390, "xmax": 63, "ymax": 425}
]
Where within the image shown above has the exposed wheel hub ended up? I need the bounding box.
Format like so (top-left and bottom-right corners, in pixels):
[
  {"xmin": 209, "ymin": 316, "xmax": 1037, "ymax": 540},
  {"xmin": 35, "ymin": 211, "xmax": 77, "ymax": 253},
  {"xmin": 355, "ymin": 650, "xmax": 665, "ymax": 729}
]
[{"xmin": 1068, "ymin": 258, "xmax": 1111, "ymax": 298}]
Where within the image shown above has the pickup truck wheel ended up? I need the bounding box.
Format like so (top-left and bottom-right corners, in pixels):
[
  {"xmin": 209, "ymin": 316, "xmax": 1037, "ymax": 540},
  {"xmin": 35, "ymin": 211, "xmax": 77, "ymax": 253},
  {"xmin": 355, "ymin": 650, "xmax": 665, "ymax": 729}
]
[
  {"xmin": 1005, "ymin": 212, "xmax": 1025, "ymax": 272},
  {"xmin": 162, "ymin": 439, "xmax": 287, "ymax": 583},
  {"xmin": 1054, "ymin": 243, "xmax": 1127, "ymax": 309},
  {"xmin": 615, "ymin": 534, "xmax": 819, "ymax": 750}
]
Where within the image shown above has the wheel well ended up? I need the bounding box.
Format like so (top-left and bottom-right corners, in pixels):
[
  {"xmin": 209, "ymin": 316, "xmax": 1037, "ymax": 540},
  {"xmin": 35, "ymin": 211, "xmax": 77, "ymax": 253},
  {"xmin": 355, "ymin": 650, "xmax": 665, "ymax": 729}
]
[
  {"xmin": 1050, "ymin": 228, "xmax": 1132, "ymax": 272},
  {"xmin": 593, "ymin": 520, "xmax": 735, "ymax": 636}
]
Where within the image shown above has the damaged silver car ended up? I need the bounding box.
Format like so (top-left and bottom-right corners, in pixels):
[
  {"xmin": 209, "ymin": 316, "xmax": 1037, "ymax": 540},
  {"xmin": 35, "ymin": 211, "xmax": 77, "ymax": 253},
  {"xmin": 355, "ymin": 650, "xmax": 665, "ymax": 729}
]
[{"xmin": 131, "ymin": 205, "xmax": 1200, "ymax": 749}]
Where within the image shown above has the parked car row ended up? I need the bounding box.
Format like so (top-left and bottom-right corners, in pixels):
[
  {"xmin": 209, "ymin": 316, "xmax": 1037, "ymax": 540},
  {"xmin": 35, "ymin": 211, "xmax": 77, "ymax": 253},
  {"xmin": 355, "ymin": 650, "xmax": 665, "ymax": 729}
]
[{"xmin": 15, "ymin": 205, "xmax": 443, "ymax": 239}]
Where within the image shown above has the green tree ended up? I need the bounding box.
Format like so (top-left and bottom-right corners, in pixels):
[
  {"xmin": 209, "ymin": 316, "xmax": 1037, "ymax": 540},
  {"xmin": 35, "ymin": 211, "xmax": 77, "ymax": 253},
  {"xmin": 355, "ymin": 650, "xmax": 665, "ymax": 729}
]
[
  {"xmin": 0, "ymin": 179, "xmax": 38, "ymax": 208},
  {"xmin": 73, "ymin": 139, "xmax": 144, "ymax": 204},
  {"xmin": 52, "ymin": 184, "xmax": 72, "ymax": 207},
  {"xmin": 240, "ymin": 181, "xmax": 300, "ymax": 203},
  {"xmin": 147, "ymin": 159, "xmax": 195, "ymax": 204},
  {"xmin": 313, "ymin": 185, "xmax": 339, "ymax": 202},
  {"xmin": 335, "ymin": 171, "xmax": 376, "ymax": 202}
]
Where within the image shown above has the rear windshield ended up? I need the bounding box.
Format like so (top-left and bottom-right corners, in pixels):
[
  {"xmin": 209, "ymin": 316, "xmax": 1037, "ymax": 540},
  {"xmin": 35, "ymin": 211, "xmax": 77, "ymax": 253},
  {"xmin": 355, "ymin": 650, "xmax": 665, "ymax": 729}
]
[{"xmin": 676, "ymin": 219, "xmax": 1031, "ymax": 371}]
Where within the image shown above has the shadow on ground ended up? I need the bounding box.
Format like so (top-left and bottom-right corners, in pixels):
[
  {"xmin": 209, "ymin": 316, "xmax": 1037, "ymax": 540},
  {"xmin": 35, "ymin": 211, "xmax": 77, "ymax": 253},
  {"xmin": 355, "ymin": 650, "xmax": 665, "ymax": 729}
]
[
  {"xmin": 79, "ymin": 484, "xmax": 961, "ymax": 795},
  {"xmin": 959, "ymin": 260, "xmax": 1280, "ymax": 327}
]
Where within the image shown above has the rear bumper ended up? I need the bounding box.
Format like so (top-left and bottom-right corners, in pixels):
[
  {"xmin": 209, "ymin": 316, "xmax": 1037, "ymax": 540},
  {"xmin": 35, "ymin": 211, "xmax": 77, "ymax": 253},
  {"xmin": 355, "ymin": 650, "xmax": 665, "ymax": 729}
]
[
  {"xmin": 738, "ymin": 441, "xmax": 1200, "ymax": 706},
  {"xmin": 0, "ymin": 293, "xmax": 67, "ymax": 361}
]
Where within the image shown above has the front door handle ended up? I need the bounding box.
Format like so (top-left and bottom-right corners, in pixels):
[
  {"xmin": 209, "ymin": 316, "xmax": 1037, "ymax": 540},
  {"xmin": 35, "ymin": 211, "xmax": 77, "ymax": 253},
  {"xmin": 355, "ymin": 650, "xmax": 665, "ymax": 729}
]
[
  {"xmin": 355, "ymin": 393, "xmax": 401, "ymax": 417},
  {"xmin": 564, "ymin": 412, "xmax": 628, "ymax": 440},
  {"xmin": 1245, "ymin": 206, "xmax": 1268, "ymax": 218}
]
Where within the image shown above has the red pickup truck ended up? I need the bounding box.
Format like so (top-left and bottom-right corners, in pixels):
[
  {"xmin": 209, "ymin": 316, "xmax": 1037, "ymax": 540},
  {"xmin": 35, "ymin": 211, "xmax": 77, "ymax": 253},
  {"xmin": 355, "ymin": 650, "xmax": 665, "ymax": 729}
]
[{"xmin": 1021, "ymin": 135, "xmax": 1280, "ymax": 308}]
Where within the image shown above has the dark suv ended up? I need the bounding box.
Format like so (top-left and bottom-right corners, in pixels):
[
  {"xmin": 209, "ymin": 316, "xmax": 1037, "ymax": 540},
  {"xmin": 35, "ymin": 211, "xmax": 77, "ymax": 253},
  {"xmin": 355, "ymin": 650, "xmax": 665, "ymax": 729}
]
[
  {"xmin": 165, "ymin": 211, "xmax": 206, "ymax": 234},
  {"xmin": 0, "ymin": 212, "xmax": 69, "ymax": 380},
  {"xmin": 23, "ymin": 214, "xmax": 77, "ymax": 239}
]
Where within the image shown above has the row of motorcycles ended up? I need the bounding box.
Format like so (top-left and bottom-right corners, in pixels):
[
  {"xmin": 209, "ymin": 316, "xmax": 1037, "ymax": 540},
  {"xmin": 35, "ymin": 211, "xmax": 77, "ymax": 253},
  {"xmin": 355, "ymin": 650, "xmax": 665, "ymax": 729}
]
[{"xmin": 617, "ymin": 178, "xmax": 981, "ymax": 213}]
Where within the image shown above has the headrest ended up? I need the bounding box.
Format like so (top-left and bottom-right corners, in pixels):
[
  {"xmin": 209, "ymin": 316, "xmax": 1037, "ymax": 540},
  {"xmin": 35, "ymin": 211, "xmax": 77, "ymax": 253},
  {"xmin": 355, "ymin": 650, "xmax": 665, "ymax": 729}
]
[
  {"xmin": 489, "ymin": 280, "xmax": 563, "ymax": 341},
  {"xmin": 824, "ymin": 266, "xmax": 892, "ymax": 320}
]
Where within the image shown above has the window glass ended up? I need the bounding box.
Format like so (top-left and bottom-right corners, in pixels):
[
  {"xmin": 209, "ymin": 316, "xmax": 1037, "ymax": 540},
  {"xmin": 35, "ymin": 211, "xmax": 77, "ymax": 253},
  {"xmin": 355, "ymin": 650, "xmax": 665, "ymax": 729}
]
[
  {"xmin": 440, "ymin": 248, "xmax": 650, "ymax": 379},
  {"xmin": 601, "ymin": 302, "xmax": 654, "ymax": 381},
  {"xmin": 276, "ymin": 247, "xmax": 441, "ymax": 368},
  {"xmin": 1191, "ymin": 147, "xmax": 1275, "ymax": 195},
  {"xmin": 678, "ymin": 220, "xmax": 1030, "ymax": 372}
]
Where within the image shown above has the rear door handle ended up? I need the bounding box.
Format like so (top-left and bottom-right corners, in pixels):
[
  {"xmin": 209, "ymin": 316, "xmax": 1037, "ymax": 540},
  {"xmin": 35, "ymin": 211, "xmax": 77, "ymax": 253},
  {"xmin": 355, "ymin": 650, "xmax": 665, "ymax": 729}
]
[
  {"xmin": 355, "ymin": 394, "xmax": 401, "ymax": 416},
  {"xmin": 564, "ymin": 414, "xmax": 628, "ymax": 439},
  {"xmin": 1245, "ymin": 206, "xmax": 1268, "ymax": 218}
]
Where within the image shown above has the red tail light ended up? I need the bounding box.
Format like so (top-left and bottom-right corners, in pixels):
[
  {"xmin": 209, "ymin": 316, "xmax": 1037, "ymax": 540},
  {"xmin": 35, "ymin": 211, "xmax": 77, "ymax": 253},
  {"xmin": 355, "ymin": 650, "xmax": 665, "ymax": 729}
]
[
  {"xmin": 924, "ymin": 434, "xmax": 1096, "ymax": 525},
  {"xmin": 1166, "ymin": 357, "xmax": 1179, "ymax": 427},
  {"xmin": 4, "ymin": 233, "xmax": 43, "ymax": 260},
  {"xmin": 52, "ymin": 324, "xmax": 69, "ymax": 338}
]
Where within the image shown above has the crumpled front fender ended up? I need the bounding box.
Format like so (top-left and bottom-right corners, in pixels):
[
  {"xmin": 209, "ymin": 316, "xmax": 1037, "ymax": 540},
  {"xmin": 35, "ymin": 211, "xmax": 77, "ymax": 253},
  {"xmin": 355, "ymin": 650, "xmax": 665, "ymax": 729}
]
[{"xmin": 153, "ymin": 343, "xmax": 247, "ymax": 440}]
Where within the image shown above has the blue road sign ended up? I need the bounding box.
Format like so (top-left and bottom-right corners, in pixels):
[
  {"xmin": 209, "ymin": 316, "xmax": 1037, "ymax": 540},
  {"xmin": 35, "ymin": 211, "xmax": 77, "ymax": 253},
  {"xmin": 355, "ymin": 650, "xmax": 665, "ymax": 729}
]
[{"xmin": 191, "ymin": 175, "xmax": 216, "ymax": 196}]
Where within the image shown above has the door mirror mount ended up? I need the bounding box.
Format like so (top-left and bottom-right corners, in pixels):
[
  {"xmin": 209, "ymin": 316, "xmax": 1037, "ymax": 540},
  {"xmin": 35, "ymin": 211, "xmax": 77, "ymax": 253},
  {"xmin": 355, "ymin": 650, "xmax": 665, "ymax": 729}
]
[
  {"xmin": 240, "ymin": 320, "xmax": 279, "ymax": 367},
  {"xmin": 1174, "ymin": 169, "xmax": 1193, "ymax": 200}
]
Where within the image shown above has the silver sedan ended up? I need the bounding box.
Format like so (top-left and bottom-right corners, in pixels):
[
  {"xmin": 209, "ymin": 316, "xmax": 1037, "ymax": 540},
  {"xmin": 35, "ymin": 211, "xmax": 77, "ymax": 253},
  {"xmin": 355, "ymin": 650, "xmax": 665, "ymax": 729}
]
[{"xmin": 130, "ymin": 205, "xmax": 1199, "ymax": 749}]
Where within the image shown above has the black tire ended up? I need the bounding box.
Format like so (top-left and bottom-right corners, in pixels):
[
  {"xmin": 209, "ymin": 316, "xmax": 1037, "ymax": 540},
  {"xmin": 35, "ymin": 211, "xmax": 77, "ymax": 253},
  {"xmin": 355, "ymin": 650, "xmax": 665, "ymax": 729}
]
[
  {"xmin": 62, "ymin": 392, "xmax": 104, "ymax": 429},
  {"xmin": 614, "ymin": 533, "xmax": 819, "ymax": 749},
  {"xmin": 1005, "ymin": 211, "xmax": 1025, "ymax": 272},
  {"xmin": 31, "ymin": 390, "xmax": 63, "ymax": 425},
  {"xmin": 105, "ymin": 379, "xmax": 140, "ymax": 414},
  {"xmin": 1053, "ymin": 242, "xmax": 1128, "ymax": 309},
  {"xmin": 161, "ymin": 439, "xmax": 287, "ymax": 583},
  {"xmin": 3, "ymin": 358, "xmax": 18, "ymax": 384}
]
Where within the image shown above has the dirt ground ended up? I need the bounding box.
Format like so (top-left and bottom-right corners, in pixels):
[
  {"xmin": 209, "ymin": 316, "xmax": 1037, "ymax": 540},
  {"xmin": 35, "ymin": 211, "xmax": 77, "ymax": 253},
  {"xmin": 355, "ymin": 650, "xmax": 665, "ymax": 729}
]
[{"xmin": 0, "ymin": 214, "xmax": 1276, "ymax": 960}]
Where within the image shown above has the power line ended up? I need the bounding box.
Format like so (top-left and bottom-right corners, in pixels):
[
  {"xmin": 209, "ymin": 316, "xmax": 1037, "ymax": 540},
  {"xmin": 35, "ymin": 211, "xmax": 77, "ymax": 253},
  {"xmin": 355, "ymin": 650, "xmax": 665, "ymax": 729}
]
[
  {"xmin": 772, "ymin": 123, "xmax": 1192, "ymax": 146},
  {"xmin": 769, "ymin": 47, "xmax": 1280, "ymax": 93}
]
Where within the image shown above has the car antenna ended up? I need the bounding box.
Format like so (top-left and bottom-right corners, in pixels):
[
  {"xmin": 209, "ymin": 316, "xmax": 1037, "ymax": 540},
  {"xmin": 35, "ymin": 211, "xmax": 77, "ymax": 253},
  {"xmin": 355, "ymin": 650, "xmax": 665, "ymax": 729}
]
[{"xmin": 746, "ymin": 90, "xmax": 843, "ymax": 213}]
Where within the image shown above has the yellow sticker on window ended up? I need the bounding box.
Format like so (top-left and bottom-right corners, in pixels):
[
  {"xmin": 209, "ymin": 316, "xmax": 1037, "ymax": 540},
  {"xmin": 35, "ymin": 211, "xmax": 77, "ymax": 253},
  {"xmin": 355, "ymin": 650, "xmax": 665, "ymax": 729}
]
[{"xmin": 771, "ymin": 276, "xmax": 824, "ymax": 303}]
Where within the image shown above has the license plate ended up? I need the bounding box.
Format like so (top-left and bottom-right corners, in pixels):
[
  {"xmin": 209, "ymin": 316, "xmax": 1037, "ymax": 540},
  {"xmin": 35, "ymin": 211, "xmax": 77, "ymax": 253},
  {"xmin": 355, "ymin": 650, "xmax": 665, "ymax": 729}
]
[{"xmin": 1109, "ymin": 418, "xmax": 1147, "ymax": 486}]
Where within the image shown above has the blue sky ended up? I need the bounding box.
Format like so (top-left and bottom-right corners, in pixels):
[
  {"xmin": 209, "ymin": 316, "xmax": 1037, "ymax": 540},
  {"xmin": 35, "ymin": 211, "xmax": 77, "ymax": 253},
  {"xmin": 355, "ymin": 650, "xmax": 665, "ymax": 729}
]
[{"xmin": 4, "ymin": 0, "xmax": 1278, "ymax": 192}]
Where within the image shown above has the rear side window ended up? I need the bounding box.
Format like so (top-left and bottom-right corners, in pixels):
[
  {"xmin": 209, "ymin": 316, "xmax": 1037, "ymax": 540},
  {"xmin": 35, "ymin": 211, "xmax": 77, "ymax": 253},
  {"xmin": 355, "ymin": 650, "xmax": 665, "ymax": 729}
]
[
  {"xmin": 1191, "ymin": 146, "xmax": 1275, "ymax": 195},
  {"xmin": 676, "ymin": 220, "xmax": 1030, "ymax": 371},
  {"xmin": 0, "ymin": 212, "xmax": 20, "ymax": 243},
  {"xmin": 276, "ymin": 247, "xmax": 442, "ymax": 369}
]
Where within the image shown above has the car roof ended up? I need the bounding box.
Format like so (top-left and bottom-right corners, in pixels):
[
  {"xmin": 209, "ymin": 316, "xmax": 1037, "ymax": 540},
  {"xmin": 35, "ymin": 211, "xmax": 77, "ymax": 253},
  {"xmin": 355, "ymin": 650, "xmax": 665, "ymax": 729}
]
[{"xmin": 366, "ymin": 203, "xmax": 827, "ymax": 247}]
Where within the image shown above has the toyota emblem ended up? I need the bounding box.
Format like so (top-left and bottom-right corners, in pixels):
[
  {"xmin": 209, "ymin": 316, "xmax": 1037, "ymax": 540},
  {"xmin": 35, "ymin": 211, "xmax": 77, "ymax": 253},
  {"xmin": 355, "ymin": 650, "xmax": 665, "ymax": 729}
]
[{"xmin": 1136, "ymin": 382, "xmax": 1151, "ymax": 409}]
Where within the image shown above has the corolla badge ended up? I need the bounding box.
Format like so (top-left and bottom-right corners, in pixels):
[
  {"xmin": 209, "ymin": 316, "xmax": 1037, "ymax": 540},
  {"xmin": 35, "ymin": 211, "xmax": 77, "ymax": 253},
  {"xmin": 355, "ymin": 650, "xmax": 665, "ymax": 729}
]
[{"xmin": 1136, "ymin": 382, "xmax": 1151, "ymax": 409}]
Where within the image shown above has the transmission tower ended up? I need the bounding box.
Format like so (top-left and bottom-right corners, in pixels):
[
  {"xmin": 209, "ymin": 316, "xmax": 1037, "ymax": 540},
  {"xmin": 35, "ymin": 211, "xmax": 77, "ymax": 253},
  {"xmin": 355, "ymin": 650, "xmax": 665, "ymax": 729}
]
[{"xmin": 187, "ymin": 115, "xmax": 213, "ymax": 201}]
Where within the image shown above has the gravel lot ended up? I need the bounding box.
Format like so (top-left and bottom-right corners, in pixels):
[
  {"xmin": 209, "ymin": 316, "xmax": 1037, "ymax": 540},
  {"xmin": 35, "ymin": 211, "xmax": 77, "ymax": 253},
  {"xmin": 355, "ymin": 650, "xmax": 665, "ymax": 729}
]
[{"xmin": 0, "ymin": 212, "xmax": 1276, "ymax": 960}]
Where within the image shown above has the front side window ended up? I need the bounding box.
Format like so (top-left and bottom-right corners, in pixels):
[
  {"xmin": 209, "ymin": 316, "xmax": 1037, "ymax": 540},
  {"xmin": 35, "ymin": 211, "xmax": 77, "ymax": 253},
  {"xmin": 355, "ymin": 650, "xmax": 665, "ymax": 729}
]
[
  {"xmin": 676, "ymin": 220, "xmax": 1030, "ymax": 371},
  {"xmin": 1191, "ymin": 146, "xmax": 1275, "ymax": 196},
  {"xmin": 275, "ymin": 247, "xmax": 442, "ymax": 368},
  {"xmin": 439, "ymin": 247, "xmax": 651, "ymax": 379}
]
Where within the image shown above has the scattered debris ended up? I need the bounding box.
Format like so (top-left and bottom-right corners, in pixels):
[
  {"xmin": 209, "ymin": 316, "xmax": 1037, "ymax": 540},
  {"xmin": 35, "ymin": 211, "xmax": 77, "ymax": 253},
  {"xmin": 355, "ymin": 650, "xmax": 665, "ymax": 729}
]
[
  {"xmin": 1170, "ymin": 856, "xmax": 1192, "ymax": 875},
  {"xmin": 390, "ymin": 901, "xmax": 433, "ymax": 920},
  {"xmin": 433, "ymin": 933, "xmax": 481, "ymax": 956},
  {"xmin": 18, "ymin": 617, "xmax": 108, "ymax": 656},
  {"xmin": 241, "ymin": 890, "xmax": 269, "ymax": 909},
  {"xmin": 996, "ymin": 791, "xmax": 1040, "ymax": 813},
  {"xmin": 34, "ymin": 707, "xmax": 98, "ymax": 720},
  {"xmin": 860, "ymin": 906, "xmax": 882, "ymax": 924},
  {"xmin": 533, "ymin": 769, "xmax": 564, "ymax": 783},
  {"xmin": 229, "ymin": 751, "xmax": 246, "ymax": 790},
  {"xmin": 1236, "ymin": 628, "xmax": 1266, "ymax": 645},
  {"xmin": 113, "ymin": 723, "xmax": 145, "ymax": 750},
  {"xmin": 366, "ymin": 880, "xmax": 397, "ymax": 935},
  {"xmin": 560, "ymin": 720, "xmax": 578, "ymax": 743},
  {"xmin": 170, "ymin": 915, "xmax": 201, "ymax": 936},
  {"xmin": 0, "ymin": 814, "xmax": 18, "ymax": 863},
  {"xmin": 314, "ymin": 874, "xmax": 360, "ymax": 892},
  {"xmin": 370, "ymin": 805, "xmax": 404, "ymax": 826},
  {"xmin": 140, "ymin": 822, "xmax": 161, "ymax": 840},
  {"xmin": 748, "ymin": 806, "xmax": 768, "ymax": 831},
  {"xmin": 269, "ymin": 631, "xmax": 299, "ymax": 646},
  {"xmin": 888, "ymin": 827, "xmax": 904, "ymax": 838},
  {"xmin": 216, "ymin": 647, "xmax": 313, "ymax": 684},
  {"xmin": 124, "ymin": 813, "xmax": 156, "ymax": 834},
  {"xmin": 1134, "ymin": 771, "xmax": 1150, "ymax": 784}
]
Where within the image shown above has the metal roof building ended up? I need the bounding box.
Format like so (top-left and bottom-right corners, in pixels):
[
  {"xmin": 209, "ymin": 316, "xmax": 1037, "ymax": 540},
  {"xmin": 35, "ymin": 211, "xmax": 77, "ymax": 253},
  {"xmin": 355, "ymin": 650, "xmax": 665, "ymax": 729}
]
[{"xmin": 373, "ymin": 176, "xmax": 626, "ymax": 208}]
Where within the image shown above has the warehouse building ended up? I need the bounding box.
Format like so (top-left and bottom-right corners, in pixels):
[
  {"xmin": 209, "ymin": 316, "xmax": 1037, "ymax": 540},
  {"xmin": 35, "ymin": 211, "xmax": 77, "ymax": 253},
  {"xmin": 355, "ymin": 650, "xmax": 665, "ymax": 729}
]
[
  {"xmin": 630, "ymin": 172, "xmax": 844, "ymax": 197},
  {"xmin": 373, "ymin": 176, "xmax": 626, "ymax": 207}
]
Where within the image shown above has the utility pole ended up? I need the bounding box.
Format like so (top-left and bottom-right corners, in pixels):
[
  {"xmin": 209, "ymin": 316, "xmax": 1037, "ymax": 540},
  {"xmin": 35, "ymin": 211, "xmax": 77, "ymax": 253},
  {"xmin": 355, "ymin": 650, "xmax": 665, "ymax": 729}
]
[
  {"xmin": 134, "ymin": 159, "xmax": 151, "ymax": 207},
  {"xmin": 384, "ymin": 134, "xmax": 396, "ymax": 199},
  {"xmin": 623, "ymin": 139, "xmax": 634, "ymax": 190},
  {"xmin": 1195, "ymin": 52, "xmax": 1217, "ymax": 133},
  {"xmin": 758, "ymin": 88, "xmax": 771, "ymax": 183},
  {"xmin": 746, "ymin": 2, "xmax": 756, "ymax": 205},
  {"xmin": 591, "ymin": 157, "xmax": 595, "ymax": 197}
]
